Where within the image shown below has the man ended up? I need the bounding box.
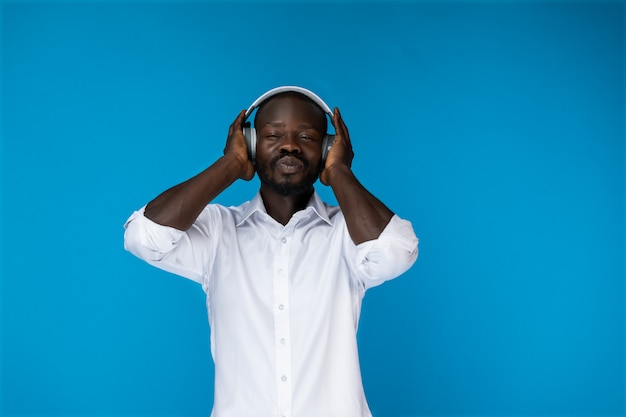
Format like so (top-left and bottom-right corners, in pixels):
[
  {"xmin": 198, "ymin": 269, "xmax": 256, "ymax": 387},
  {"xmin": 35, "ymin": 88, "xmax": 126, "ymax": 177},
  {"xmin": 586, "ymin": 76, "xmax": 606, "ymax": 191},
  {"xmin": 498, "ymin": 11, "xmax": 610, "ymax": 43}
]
[{"xmin": 124, "ymin": 86, "xmax": 418, "ymax": 417}]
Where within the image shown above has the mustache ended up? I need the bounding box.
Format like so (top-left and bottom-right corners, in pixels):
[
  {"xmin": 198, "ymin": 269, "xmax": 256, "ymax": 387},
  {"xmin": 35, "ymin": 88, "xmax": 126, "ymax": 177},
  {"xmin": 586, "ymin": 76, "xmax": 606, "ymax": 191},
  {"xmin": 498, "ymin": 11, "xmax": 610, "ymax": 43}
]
[{"xmin": 270, "ymin": 151, "xmax": 308, "ymax": 167}]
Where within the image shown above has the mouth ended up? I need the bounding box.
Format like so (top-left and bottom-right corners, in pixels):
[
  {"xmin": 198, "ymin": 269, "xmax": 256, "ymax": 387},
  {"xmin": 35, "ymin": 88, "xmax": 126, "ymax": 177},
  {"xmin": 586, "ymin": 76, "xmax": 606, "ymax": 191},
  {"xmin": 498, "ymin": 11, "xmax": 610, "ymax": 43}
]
[{"xmin": 274, "ymin": 156, "xmax": 305, "ymax": 174}]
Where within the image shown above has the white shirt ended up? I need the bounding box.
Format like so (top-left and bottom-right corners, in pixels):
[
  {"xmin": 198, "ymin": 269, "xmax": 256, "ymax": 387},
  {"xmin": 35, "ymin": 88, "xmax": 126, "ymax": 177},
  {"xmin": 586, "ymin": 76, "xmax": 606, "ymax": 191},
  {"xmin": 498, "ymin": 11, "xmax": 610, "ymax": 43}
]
[{"xmin": 124, "ymin": 191, "xmax": 418, "ymax": 417}]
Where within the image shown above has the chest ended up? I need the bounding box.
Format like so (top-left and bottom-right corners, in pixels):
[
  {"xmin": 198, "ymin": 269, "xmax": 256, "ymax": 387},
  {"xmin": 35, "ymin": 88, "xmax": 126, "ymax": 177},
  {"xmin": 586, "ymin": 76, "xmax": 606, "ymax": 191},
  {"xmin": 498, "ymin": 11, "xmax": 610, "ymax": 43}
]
[{"xmin": 207, "ymin": 219, "xmax": 359, "ymax": 319}]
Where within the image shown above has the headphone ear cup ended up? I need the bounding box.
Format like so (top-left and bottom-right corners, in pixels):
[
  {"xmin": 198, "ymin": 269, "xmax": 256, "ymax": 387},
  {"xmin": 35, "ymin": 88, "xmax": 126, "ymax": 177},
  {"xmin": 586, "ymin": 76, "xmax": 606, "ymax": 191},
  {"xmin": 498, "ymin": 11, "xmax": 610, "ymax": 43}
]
[
  {"xmin": 321, "ymin": 134, "xmax": 335, "ymax": 163},
  {"xmin": 242, "ymin": 126, "xmax": 257, "ymax": 162}
]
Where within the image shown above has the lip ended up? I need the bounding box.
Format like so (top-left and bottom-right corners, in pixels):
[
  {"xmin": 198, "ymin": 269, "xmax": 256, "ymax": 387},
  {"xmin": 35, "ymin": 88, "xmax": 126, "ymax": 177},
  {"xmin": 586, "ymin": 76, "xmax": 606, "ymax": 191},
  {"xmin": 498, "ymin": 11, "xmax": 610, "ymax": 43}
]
[{"xmin": 275, "ymin": 156, "xmax": 304, "ymax": 173}]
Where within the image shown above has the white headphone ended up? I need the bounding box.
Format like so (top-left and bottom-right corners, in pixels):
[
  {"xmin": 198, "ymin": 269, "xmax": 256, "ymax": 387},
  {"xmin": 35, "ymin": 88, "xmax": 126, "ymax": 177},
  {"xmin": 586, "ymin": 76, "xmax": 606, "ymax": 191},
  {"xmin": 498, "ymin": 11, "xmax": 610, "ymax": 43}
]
[{"xmin": 242, "ymin": 86, "xmax": 335, "ymax": 162}]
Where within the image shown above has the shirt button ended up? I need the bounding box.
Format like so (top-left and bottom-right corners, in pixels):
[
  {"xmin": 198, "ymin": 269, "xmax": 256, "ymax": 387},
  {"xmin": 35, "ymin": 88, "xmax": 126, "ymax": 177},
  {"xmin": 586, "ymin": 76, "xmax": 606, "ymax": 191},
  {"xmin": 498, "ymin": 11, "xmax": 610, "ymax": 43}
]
[
  {"xmin": 281, "ymin": 237, "xmax": 287, "ymax": 243},
  {"xmin": 281, "ymin": 375, "xmax": 287, "ymax": 382},
  {"xmin": 280, "ymin": 338, "xmax": 286, "ymax": 344},
  {"xmin": 278, "ymin": 304, "xmax": 285, "ymax": 310},
  {"xmin": 277, "ymin": 268, "xmax": 284, "ymax": 276}
]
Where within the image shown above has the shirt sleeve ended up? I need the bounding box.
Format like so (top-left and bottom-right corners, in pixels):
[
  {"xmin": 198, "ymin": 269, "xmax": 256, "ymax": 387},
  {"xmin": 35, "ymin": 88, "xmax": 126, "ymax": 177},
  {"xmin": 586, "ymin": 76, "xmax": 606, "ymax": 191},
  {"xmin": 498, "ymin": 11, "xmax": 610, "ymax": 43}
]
[
  {"xmin": 123, "ymin": 206, "xmax": 217, "ymax": 285},
  {"xmin": 353, "ymin": 214, "xmax": 419, "ymax": 290}
]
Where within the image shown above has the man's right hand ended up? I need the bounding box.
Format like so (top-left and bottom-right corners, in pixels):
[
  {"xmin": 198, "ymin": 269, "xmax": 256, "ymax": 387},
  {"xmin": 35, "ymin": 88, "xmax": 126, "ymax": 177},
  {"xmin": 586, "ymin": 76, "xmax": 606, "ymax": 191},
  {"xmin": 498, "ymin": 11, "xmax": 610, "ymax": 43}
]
[{"xmin": 224, "ymin": 110, "xmax": 255, "ymax": 181}]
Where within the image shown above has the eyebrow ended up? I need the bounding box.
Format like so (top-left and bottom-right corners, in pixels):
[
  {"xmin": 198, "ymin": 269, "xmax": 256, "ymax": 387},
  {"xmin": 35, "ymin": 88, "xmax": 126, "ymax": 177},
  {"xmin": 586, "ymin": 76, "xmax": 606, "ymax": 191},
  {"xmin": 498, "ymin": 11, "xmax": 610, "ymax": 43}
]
[{"xmin": 263, "ymin": 122, "xmax": 318, "ymax": 130}]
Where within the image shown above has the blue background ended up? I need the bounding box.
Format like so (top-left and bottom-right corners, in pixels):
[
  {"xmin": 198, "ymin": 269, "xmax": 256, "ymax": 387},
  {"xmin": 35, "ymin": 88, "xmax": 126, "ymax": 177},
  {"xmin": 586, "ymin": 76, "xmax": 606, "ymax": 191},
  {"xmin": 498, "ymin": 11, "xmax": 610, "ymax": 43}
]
[{"xmin": 1, "ymin": 1, "xmax": 624, "ymax": 416}]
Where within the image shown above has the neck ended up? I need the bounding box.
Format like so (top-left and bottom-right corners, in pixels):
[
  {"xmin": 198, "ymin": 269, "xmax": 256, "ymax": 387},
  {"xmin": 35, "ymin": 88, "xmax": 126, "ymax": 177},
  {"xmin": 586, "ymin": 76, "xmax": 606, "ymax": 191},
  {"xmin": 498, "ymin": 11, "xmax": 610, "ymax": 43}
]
[{"xmin": 260, "ymin": 185, "xmax": 314, "ymax": 226}]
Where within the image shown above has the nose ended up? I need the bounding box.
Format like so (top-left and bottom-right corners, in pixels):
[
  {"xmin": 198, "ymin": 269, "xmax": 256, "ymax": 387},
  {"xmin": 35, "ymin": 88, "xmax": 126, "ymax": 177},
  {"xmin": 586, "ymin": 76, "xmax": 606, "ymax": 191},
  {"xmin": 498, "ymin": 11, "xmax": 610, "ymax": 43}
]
[{"xmin": 279, "ymin": 132, "xmax": 301, "ymax": 154}]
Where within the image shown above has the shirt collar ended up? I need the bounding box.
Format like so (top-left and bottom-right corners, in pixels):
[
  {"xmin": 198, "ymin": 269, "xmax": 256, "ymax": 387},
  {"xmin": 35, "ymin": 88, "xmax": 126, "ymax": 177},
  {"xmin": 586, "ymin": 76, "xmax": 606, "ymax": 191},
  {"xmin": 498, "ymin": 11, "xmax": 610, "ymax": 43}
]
[{"xmin": 235, "ymin": 190, "xmax": 332, "ymax": 226}]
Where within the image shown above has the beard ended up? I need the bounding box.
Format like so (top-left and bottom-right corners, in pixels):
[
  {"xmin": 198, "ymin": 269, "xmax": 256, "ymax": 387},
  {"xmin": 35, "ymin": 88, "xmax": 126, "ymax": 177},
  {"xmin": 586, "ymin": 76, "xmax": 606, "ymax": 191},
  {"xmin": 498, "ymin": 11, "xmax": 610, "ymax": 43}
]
[{"xmin": 256, "ymin": 152, "xmax": 321, "ymax": 196}]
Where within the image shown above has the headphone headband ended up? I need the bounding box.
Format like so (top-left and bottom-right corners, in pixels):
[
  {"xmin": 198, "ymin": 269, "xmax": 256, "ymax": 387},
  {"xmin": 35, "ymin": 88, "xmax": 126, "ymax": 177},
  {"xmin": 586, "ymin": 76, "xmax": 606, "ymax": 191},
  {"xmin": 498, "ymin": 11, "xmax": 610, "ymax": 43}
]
[{"xmin": 245, "ymin": 86, "xmax": 333, "ymax": 119}]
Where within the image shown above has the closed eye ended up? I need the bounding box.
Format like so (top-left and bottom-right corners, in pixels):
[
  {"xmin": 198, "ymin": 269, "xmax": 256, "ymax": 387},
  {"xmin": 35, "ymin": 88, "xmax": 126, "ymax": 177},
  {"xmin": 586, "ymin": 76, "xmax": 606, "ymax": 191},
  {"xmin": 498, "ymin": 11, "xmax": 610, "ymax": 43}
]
[
  {"xmin": 299, "ymin": 131, "xmax": 322, "ymax": 142},
  {"xmin": 264, "ymin": 133, "xmax": 282, "ymax": 140}
]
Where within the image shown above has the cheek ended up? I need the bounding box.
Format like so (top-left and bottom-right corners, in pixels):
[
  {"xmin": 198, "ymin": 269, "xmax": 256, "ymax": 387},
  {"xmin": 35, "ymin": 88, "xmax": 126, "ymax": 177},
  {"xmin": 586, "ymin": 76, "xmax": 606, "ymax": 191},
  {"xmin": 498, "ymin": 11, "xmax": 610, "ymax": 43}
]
[
  {"xmin": 306, "ymin": 153, "xmax": 323, "ymax": 173},
  {"xmin": 254, "ymin": 144, "xmax": 274, "ymax": 164},
  {"xmin": 308, "ymin": 147, "xmax": 324, "ymax": 167},
  {"xmin": 255, "ymin": 157, "xmax": 272, "ymax": 175},
  {"xmin": 302, "ymin": 141, "xmax": 323, "ymax": 156}
]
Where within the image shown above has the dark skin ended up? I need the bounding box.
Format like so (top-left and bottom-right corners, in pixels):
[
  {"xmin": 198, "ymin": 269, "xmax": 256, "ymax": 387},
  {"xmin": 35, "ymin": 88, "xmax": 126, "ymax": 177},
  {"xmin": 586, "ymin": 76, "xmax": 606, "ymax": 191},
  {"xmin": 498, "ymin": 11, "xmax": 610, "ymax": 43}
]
[
  {"xmin": 253, "ymin": 95, "xmax": 327, "ymax": 224},
  {"xmin": 144, "ymin": 94, "xmax": 393, "ymax": 244}
]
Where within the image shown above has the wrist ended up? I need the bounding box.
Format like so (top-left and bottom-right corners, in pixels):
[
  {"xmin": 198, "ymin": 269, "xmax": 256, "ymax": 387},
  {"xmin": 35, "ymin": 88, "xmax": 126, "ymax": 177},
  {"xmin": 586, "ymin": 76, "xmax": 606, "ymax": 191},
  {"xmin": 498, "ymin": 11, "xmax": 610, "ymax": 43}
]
[
  {"xmin": 324, "ymin": 163, "xmax": 353, "ymax": 186},
  {"xmin": 222, "ymin": 152, "xmax": 252, "ymax": 178}
]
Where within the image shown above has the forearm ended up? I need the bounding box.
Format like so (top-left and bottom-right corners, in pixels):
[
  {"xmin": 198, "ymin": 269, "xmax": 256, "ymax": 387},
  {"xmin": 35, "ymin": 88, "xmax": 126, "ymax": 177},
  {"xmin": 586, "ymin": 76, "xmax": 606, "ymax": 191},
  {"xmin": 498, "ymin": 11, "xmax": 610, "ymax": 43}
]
[
  {"xmin": 144, "ymin": 154, "xmax": 243, "ymax": 230},
  {"xmin": 327, "ymin": 164, "xmax": 394, "ymax": 245}
]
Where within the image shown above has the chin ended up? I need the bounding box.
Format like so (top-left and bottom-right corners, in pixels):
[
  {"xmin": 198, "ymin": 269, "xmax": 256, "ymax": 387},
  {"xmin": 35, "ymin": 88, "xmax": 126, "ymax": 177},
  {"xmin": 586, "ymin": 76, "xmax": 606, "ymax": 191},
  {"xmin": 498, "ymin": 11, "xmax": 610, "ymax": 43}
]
[
  {"xmin": 270, "ymin": 182, "xmax": 314, "ymax": 197},
  {"xmin": 263, "ymin": 176, "xmax": 318, "ymax": 196}
]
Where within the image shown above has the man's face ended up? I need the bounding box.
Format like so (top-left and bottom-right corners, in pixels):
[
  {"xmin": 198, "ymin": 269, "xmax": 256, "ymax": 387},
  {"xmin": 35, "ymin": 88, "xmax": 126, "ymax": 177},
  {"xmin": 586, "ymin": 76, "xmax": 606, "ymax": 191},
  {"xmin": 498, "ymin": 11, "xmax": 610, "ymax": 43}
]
[{"xmin": 254, "ymin": 94, "xmax": 327, "ymax": 196}]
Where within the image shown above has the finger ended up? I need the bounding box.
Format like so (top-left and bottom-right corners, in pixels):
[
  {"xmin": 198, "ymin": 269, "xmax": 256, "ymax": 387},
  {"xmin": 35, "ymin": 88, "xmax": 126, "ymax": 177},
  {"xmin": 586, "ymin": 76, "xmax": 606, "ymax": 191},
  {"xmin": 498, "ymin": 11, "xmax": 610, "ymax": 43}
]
[
  {"xmin": 335, "ymin": 108, "xmax": 346, "ymax": 133},
  {"xmin": 332, "ymin": 108, "xmax": 343, "ymax": 137},
  {"xmin": 229, "ymin": 110, "xmax": 247, "ymax": 134},
  {"xmin": 331, "ymin": 107, "xmax": 339, "ymax": 128},
  {"xmin": 231, "ymin": 109, "xmax": 247, "ymax": 127},
  {"xmin": 334, "ymin": 108, "xmax": 351, "ymax": 143}
]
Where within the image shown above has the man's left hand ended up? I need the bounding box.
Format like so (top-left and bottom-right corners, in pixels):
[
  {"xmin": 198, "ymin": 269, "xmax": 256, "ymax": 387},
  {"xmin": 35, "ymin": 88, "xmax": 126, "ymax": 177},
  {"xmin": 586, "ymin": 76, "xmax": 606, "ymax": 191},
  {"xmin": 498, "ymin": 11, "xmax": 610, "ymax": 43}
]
[{"xmin": 320, "ymin": 107, "xmax": 354, "ymax": 186}]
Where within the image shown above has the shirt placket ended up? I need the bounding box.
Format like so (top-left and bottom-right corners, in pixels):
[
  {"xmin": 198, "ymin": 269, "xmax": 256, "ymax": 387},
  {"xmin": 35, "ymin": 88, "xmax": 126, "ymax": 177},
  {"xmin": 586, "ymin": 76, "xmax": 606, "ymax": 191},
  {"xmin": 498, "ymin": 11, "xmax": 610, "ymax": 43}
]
[{"xmin": 273, "ymin": 228, "xmax": 294, "ymax": 417}]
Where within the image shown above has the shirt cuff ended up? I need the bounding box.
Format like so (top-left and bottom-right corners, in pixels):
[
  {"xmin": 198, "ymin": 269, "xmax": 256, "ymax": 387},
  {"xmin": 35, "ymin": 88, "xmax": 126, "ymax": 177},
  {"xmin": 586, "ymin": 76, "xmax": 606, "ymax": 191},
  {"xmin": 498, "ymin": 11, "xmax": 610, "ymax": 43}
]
[
  {"xmin": 355, "ymin": 214, "xmax": 419, "ymax": 288},
  {"xmin": 124, "ymin": 206, "xmax": 186, "ymax": 260}
]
